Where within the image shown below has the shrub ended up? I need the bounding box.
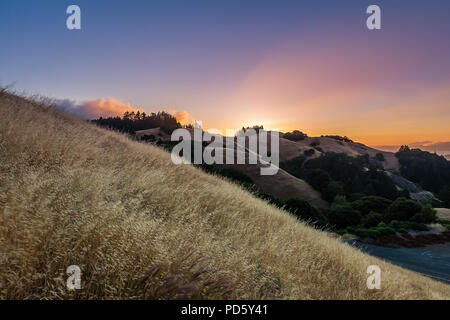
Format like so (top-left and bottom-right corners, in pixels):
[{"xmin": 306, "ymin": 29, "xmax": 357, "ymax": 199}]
[
  {"xmin": 348, "ymin": 193, "xmax": 365, "ymax": 202},
  {"xmin": 386, "ymin": 198, "xmax": 422, "ymax": 222},
  {"xmin": 305, "ymin": 169, "xmax": 331, "ymax": 192},
  {"xmin": 303, "ymin": 149, "xmax": 315, "ymax": 157},
  {"xmin": 389, "ymin": 220, "xmax": 408, "ymax": 229},
  {"xmin": 375, "ymin": 153, "xmax": 385, "ymax": 162},
  {"xmin": 279, "ymin": 156, "xmax": 305, "ymax": 179},
  {"xmin": 322, "ymin": 181, "xmax": 345, "ymax": 202},
  {"xmin": 362, "ymin": 211, "xmax": 383, "ymax": 228},
  {"xmin": 321, "ymin": 135, "xmax": 353, "ymax": 143},
  {"xmin": 331, "ymin": 194, "xmax": 348, "ymax": 206},
  {"xmin": 283, "ymin": 130, "xmax": 308, "ymax": 141},
  {"xmin": 439, "ymin": 185, "xmax": 450, "ymax": 208},
  {"xmin": 284, "ymin": 198, "xmax": 327, "ymax": 226},
  {"xmin": 315, "ymin": 147, "xmax": 324, "ymax": 153},
  {"xmin": 141, "ymin": 134, "xmax": 156, "ymax": 142},
  {"xmin": 218, "ymin": 168, "xmax": 254, "ymax": 185},
  {"xmin": 411, "ymin": 204, "xmax": 436, "ymax": 223},
  {"xmin": 397, "ymin": 189, "xmax": 411, "ymax": 199},
  {"xmin": 389, "ymin": 220, "xmax": 429, "ymax": 232},
  {"xmin": 328, "ymin": 204, "xmax": 361, "ymax": 229},
  {"xmin": 351, "ymin": 196, "xmax": 392, "ymax": 216},
  {"xmin": 257, "ymin": 193, "xmax": 284, "ymax": 208},
  {"xmin": 375, "ymin": 226, "xmax": 396, "ymax": 236}
]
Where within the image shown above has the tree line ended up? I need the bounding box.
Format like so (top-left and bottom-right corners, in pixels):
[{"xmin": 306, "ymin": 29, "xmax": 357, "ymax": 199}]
[{"xmin": 92, "ymin": 110, "xmax": 181, "ymax": 135}]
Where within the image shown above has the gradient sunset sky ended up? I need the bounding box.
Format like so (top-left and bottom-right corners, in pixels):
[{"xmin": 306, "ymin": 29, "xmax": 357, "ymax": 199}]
[{"xmin": 1, "ymin": 0, "xmax": 450, "ymax": 146}]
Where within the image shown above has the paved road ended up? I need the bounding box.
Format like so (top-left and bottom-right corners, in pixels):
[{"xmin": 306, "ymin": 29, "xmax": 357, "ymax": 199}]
[{"xmin": 349, "ymin": 241, "xmax": 450, "ymax": 284}]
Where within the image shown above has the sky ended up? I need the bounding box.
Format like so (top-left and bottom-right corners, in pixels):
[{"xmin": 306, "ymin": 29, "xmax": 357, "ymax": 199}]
[{"xmin": 1, "ymin": 0, "xmax": 450, "ymax": 146}]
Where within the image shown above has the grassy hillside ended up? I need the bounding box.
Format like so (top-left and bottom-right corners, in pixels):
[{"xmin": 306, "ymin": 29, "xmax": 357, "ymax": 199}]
[
  {"xmin": 279, "ymin": 134, "xmax": 400, "ymax": 171},
  {"xmin": 0, "ymin": 91, "xmax": 449, "ymax": 299},
  {"xmin": 137, "ymin": 127, "xmax": 329, "ymax": 209},
  {"xmin": 437, "ymin": 208, "xmax": 450, "ymax": 221},
  {"xmin": 221, "ymin": 163, "xmax": 329, "ymax": 210}
]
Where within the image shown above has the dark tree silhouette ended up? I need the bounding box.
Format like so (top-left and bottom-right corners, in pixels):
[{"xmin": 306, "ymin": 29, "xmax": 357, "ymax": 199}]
[{"xmin": 92, "ymin": 111, "xmax": 181, "ymax": 135}]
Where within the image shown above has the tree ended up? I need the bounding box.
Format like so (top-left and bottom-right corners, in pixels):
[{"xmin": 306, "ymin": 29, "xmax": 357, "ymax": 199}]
[
  {"xmin": 328, "ymin": 203, "xmax": 361, "ymax": 229},
  {"xmin": 375, "ymin": 153, "xmax": 385, "ymax": 162},
  {"xmin": 302, "ymin": 152, "xmax": 399, "ymax": 200},
  {"xmin": 283, "ymin": 130, "xmax": 308, "ymax": 141},
  {"xmin": 305, "ymin": 169, "xmax": 331, "ymax": 192},
  {"xmin": 322, "ymin": 181, "xmax": 345, "ymax": 202},
  {"xmin": 92, "ymin": 110, "xmax": 181, "ymax": 135},
  {"xmin": 395, "ymin": 148, "xmax": 450, "ymax": 193},
  {"xmin": 351, "ymin": 196, "xmax": 392, "ymax": 216},
  {"xmin": 439, "ymin": 185, "xmax": 450, "ymax": 208},
  {"xmin": 303, "ymin": 149, "xmax": 315, "ymax": 157},
  {"xmin": 362, "ymin": 211, "xmax": 383, "ymax": 228},
  {"xmin": 279, "ymin": 156, "xmax": 305, "ymax": 179},
  {"xmin": 411, "ymin": 204, "xmax": 436, "ymax": 223},
  {"xmin": 321, "ymin": 135, "xmax": 353, "ymax": 143},
  {"xmin": 386, "ymin": 198, "xmax": 422, "ymax": 222},
  {"xmin": 241, "ymin": 125, "xmax": 264, "ymax": 133}
]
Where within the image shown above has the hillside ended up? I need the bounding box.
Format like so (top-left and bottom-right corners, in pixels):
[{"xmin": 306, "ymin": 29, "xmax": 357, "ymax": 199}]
[
  {"xmin": 136, "ymin": 127, "xmax": 399, "ymax": 207},
  {"xmin": 135, "ymin": 127, "xmax": 171, "ymax": 141},
  {"xmin": 278, "ymin": 135, "xmax": 400, "ymax": 171},
  {"xmin": 222, "ymin": 163, "xmax": 329, "ymax": 209},
  {"xmin": 138, "ymin": 127, "xmax": 329, "ymax": 208},
  {"xmin": 134, "ymin": 127, "xmax": 400, "ymax": 171},
  {"xmin": 1, "ymin": 91, "xmax": 449, "ymax": 299}
]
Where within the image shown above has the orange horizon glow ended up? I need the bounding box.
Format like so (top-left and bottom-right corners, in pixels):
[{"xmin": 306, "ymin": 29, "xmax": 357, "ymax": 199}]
[
  {"xmin": 192, "ymin": 40, "xmax": 450, "ymax": 148},
  {"xmin": 199, "ymin": 123, "xmax": 450, "ymax": 149}
]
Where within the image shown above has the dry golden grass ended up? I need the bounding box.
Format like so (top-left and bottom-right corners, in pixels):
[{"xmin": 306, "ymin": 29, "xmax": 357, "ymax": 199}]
[
  {"xmin": 0, "ymin": 91, "xmax": 449, "ymax": 300},
  {"xmin": 436, "ymin": 208, "xmax": 450, "ymax": 221}
]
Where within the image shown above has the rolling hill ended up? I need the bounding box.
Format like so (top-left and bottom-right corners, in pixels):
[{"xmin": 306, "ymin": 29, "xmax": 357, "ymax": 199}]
[
  {"xmin": 1, "ymin": 91, "xmax": 449, "ymax": 299},
  {"xmin": 134, "ymin": 127, "xmax": 402, "ymax": 208},
  {"xmin": 278, "ymin": 135, "xmax": 400, "ymax": 171}
]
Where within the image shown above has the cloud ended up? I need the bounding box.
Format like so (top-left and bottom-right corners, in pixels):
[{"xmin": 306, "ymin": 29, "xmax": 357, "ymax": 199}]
[
  {"xmin": 56, "ymin": 98, "xmax": 193, "ymax": 126},
  {"xmin": 168, "ymin": 109, "xmax": 191, "ymax": 124},
  {"xmin": 375, "ymin": 141, "xmax": 450, "ymax": 157},
  {"xmin": 408, "ymin": 141, "xmax": 433, "ymax": 148},
  {"xmin": 55, "ymin": 98, "xmax": 141, "ymax": 119}
]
